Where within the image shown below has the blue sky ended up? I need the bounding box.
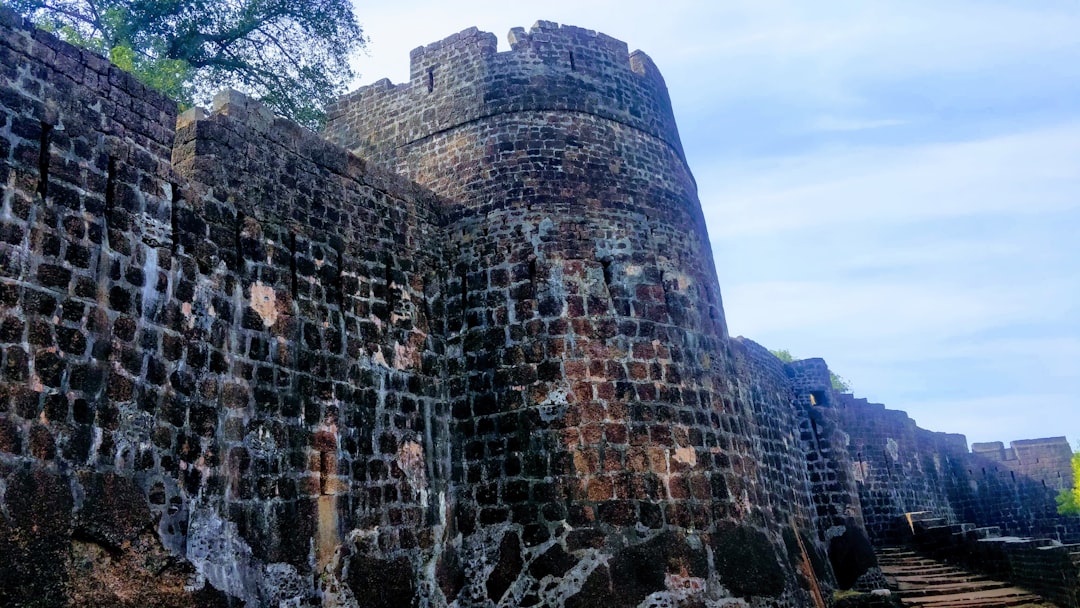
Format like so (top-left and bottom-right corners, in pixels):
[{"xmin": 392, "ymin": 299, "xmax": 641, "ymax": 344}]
[{"xmin": 347, "ymin": 1, "xmax": 1080, "ymax": 447}]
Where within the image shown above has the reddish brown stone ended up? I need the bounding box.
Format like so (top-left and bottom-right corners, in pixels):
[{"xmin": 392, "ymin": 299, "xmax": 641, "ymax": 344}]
[
  {"xmin": 0, "ymin": 416, "xmax": 21, "ymax": 454},
  {"xmin": 28, "ymin": 423, "xmax": 54, "ymax": 459},
  {"xmin": 76, "ymin": 471, "xmax": 152, "ymax": 548},
  {"xmin": 0, "ymin": 465, "xmax": 73, "ymax": 606}
]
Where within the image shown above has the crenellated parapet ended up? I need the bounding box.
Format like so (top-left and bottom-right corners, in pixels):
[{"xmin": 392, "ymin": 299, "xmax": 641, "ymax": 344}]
[{"xmin": 323, "ymin": 20, "xmax": 684, "ymax": 167}]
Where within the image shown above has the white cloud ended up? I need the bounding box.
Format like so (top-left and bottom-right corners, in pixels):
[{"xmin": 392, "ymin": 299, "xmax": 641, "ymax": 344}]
[
  {"xmin": 723, "ymin": 277, "xmax": 1073, "ymax": 340},
  {"xmin": 700, "ymin": 123, "xmax": 1080, "ymax": 238},
  {"xmin": 837, "ymin": 239, "xmax": 1024, "ymax": 273}
]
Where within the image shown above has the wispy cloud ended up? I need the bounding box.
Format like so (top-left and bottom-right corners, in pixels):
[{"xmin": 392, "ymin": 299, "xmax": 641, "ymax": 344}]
[
  {"xmin": 724, "ymin": 277, "xmax": 1073, "ymax": 339},
  {"xmin": 808, "ymin": 116, "xmax": 908, "ymax": 133},
  {"xmin": 701, "ymin": 122, "xmax": 1080, "ymax": 238}
]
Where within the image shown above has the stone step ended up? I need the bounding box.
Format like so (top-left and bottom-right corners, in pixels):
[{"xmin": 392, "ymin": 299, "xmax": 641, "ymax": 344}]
[
  {"xmin": 947, "ymin": 523, "xmax": 976, "ymax": 534},
  {"xmin": 876, "ymin": 565, "xmax": 963, "ymax": 574},
  {"xmin": 902, "ymin": 588, "xmax": 1045, "ymax": 607},
  {"xmin": 881, "ymin": 566, "xmax": 968, "ymax": 576},
  {"xmin": 969, "ymin": 527, "xmax": 1002, "ymax": 539},
  {"xmin": 874, "ymin": 548, "xmax": 1055, "ymax": 608},
  {"xmin": 915, "ymin": 519, "xmax": 950, "ymax": 530},
  {"xmin": 890, "ymin": 574, "xmax": 992, "ymax": 585},
  {"xmin": 895, "ymin": 580, "xmax": 1010, "ymax": 597},
  {"xmin": 905, "ymin": 597, "xmax": 1044, "ymax": 606}
]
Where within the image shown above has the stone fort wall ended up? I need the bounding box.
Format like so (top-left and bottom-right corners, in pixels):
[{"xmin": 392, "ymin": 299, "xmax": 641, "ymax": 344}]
[
  {"xmin": 832, "ymin": 397, "xmax": 1080, "ymax": 546},
  {"xmin": 0, "ymin": 8, "xmax": 450, "ymax": 605},
  {"xmin": 972, "ymin": 436, "xmax": 1074, "ymax": 491},
  {"xmin": 0, "ymin": 9, "xmax": 1075, "ymax": 608}
]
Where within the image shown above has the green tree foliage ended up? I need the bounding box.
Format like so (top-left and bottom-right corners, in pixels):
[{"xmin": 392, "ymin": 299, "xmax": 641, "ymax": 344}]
[
  {"xmin": 768, "ymin": 349, "xmax": 852, "ymax": 392},
  {"xmin": 7, "ymin": 0, "xmax": 364, "ymax": 129},
  {"xmin": 770, "ymin": 349, "xmax": 795, "ymax": 363},
  {"xmin": 829, "ymin": 373, "xmax": 851, "ymax": 393},
  {"xmin": 1057, "ymin": 451, "xmax": 1080, "ymax": 515}
]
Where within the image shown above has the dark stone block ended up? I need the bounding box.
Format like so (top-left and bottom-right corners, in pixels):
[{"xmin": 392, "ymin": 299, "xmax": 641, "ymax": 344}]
[
  {"xmin": 710, "ymin": 522, "xmax": 786, "ymax": 598},
  {"xmin": 436, "ymin": 545, "xmax": 465, "ymax": 602},
  {"xmin": 565, "ymin": 564, "xmax": 611, "ymax": 608},
  {"xmin": 276, "ymin": 498, "xmax": 318, "ymax": 566},
  {"xmin": 36, "ymin": 263, "xmax": 70, "ymax": 288},
  {"xmin": 504, "ymin": 479, "xmax": 529, "ymax": 503},
  {"xmin": 537, "ymin": 360, "xmax": 562, "ymax": 382},
  {"xmin": 0, "ymin": 316, "xmax": 24, "ymax": 342},
  {"xmin": 3, "ymin": 345, "xmax": 29, "ymax": 382},
  {"xmin": 27, "ymin": 318, "xmax": 54, "ymax": 347},
  {"xmin": 828, "ymin": 520, "xmax": 879, "ymax": 589},
  {"xmin": 486, "ymin": 532, "xmax": 523, "ymax": 603},
  {"xmin": 0, "ymin": 415, "xmax": 22, "ymax": 454},
  {"xmin": 0, "ymin": 465, "xmax": 73, "ymax": 607},
  {"xmin": 11, "ymin": 384, "xmax": 41, "ymax": 418},
  {"xmin": 566, "ymin": 528, "xmax": 606, "ymax": 551},
  {"xmin": 529, "ymin": 543, "xmax": 576, "ymax": 581},
  {"xmin": 189, "ymin": 404, "xmax": 217, "ymax": 437},
  {"xmin": 639, "ymin": 501, "xmax": 664, "ymax": 528},
  {"xmin": 598, "ymin": 500, "xmax": 635, "ymax": 526},
  {"xmin": 108, "ymin": 285, "xmax": 132, "ymax": 313},
  {"xmin": 64, "ymin": 423, "xmax": 93, "ymax": 462},
  {"xmin": 76, "ymin": 471, "xmax": 152, "ymax": 549},
  {"xmin": 346, "ymin": 550, "xmax": 417, "ymax": 608},
  {"xmin": 56, "ymin": 326, "xmax": 87, "ymax": 355},
  {"xmin": 522, "ymin": 522, "xmax": 550, "ymax": 546}
]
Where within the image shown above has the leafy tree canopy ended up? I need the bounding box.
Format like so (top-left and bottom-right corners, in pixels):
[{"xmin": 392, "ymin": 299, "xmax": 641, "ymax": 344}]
[
  {"xmin": 8, "ymin": 0, "xmax": 364, "ymax": 129},
  {"xmin": 1057, "ymin": 451, "xmax": 1080, "ymax": 516},
  {"xmin": 769, "ymin": 349, "xmax": 852, "ymax": 393}
]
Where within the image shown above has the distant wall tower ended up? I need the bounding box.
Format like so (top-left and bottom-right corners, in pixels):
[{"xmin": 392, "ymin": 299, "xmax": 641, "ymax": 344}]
[{"xmin": 327, "ymin": 22, "xmax": 824, "ymax": 605}]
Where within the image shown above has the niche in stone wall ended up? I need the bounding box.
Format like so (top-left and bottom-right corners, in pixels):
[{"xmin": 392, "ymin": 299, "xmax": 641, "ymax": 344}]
[{"xmin": 36, "ymin": 121, "xmax": 53, "ymax": 198}]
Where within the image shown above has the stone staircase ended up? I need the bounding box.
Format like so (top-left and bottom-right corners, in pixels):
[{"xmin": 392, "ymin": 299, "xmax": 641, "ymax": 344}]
[{"xmin": 877, "ymin": 547, "xmax": 1055, "ymax": 608}]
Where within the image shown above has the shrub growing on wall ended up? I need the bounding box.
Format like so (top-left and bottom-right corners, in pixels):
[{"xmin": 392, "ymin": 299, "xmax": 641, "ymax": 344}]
[{"xmin": 1057, "ymin": 451, "xmax": 1080, "ymax": 515}]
